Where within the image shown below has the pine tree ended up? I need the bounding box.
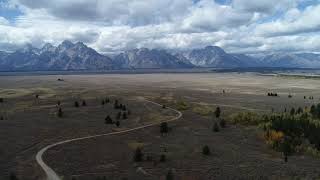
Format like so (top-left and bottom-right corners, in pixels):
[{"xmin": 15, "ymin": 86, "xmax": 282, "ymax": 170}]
[
  {"xmin": 10, "ymin": 173, "xmax": 18, "ymax": 180},
  {"xmin": 74, "ymin": 101, "xmax": 79, "ymax": 107},
  {"xmin": 115, "ymin": 121, "xmax": 120, "ymax": 127},
  {"xmin": 58, "ymin": 108, "xmax": 63, "ymax": 118},
  {"xmin": 114, "ymin": 100, "xmax": 119, "ymax": 109},
  {"xmin": 166, "ymin": 169, "xmax": 174, "ymax": 180},
  {"xmin": 213, "ymin": 122, "xmax": 220, "ymax": 132},
  {"xmin": 122, "ymin": 112, "xmax": 127, "ymax": 119},
  {"xmin": 117, "ymin": 112, "xmax": 121, "ymax": 120},
  {"xmin": 105, "ymin": 115, "xmax": 113, "ymax": 124},
  {"xmin": 290, "ymin": 108, "xmax": 295, "ymax": 116},
  {"xmin": 0, "ymin": 98, "xmax": 3, "ymax": 103},
  {"xmin": 202, "ymin": 145, "xmax": 210, "ymax": 155},
  {"xmin": 133, "ymin": 147, "xmax": 143, "ymax": 162},
  {"xmin": 82, "ymin": 100, "xmax": 87, "ymax": 106},
  {"xmin": 160, "ymin": 122, "xmax": 169, "ymax": 134},
  {"xmin": 219, "ymin": 119, "xmax": 226, "ymax": 128},
  {"xmin": 160, "ymin": 154, "xmax": 166, "ymax": 162},
  {"xmin": 214, "ymin": 107, "xmax": 221, "ymax": 118},
  {"xmin": 101, "ymin": 100, "xmax": 105, "ymax": 106}
]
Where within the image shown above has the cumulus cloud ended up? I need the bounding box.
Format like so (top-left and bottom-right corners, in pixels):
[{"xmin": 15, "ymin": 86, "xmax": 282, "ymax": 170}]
[
  {"xmin": 0, "ymin": 17, "xmax": 9, "ymax": 25},
  {"xmin": 255, "ymin": 4, "xmax": 320, "ymax": 37},
  {"xmin": 0, "ymin": 0, "xmax": 319, "ymax": 54},
  {"xmin": 232, "ymin": 0, "xmax": 298, "ymax": 13},
  {"xmin": 14, "ymin": 0, "xmax": 193, "ymax": 26}
]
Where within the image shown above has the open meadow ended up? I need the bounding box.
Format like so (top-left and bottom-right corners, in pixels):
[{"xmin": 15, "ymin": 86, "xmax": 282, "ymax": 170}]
[{"xmin": 1, "ymin": 73, "xmax": 320, "ymax": 180}]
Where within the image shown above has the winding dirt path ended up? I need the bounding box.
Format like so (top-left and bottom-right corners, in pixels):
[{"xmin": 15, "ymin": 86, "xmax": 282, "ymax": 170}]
[{"xmin": 35, "ymin": 99, "xmax": 182, "ymax": 180}]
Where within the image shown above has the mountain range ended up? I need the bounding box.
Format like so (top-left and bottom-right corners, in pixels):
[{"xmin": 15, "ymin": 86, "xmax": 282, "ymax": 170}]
[{"xmin": 0, "ymin": 40, "xmax": 320, "ymax": 71}]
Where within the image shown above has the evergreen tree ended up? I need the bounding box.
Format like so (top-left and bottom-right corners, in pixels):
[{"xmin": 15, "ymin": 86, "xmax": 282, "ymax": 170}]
[
  {"xmin": 133, "ymin": 147, "xmax": 143, "ymax": 162},
  {"xmin": 290, "ymin": 108, "xmax": 295, "ymax": 116},
  {"xmin": 117, "ymin": 112, "xmax": 121, "ymax": 120},
  {"xmin": 282, "ymin": 136, "xmax": 293, "ymax": 163},
  {"xmin": 213, "ymin": 122, "xmax": 220, "ymax": 132},
  {"xmin": 57, "ymin": 100, "xmax": 61, "ymax": 106},
  {"xmin": 74, "ymin": 101, "xmax": 79, "ymax": 107},
  {"xmin": 297, "ymin": 107, "xmax": 303, "ymax": 114},
  {"xmin": 115, "ymin": 121, "xmax": 120, "ymax": 127},
  {"xmin": 105, "ymin": 115, "xmax": 113, "ymax": 124},
  {"xmin": 10, "ymin": 173, "xmax": 18, "ymax": 180},
  {"xmin": 82, "ymin": 100, "xmax": 87, "ymax": 106},
  {"xmin": 0, "ymin": 116, "xmax": 3, "ymax": 120},
  {"xmin": 160, "ymin": 122, "xmax": 169, "ymax": 134},
  {"xmin": 114, "ymin": 100, "xmax": 119, "ymax": 109},
  {"xmin": 162, "ymin": 105, "xmax": 166, "ymax": 109},
  {"xmin": 122, "ymin": 105, "xmax": 127, "ymax": 111},
  {"xmin": 58, "ymin": 107, "xmax": 63, "ymax": 118},
  {"xmin": 166, "ymin": 169, "xmax": 174, "ymax": 180},
  {"xmin": 219, "ymin": 119, "xmax": 226, "ymax": 128},
  {"xmin": 202, "ymin": 145, "xmax": 211, "ymax": 155},
  {"xmin": 214, "ymin": 107, "xmax": 221, "ymax": 118},
  {"xmin": 0, "ymin": 98, "xmax": 3, "ymax": 103},
  {"xmin": 160, "ymin": 154, "xmax": 166, "ymax": 162},
  {"xmin": 122, "ymin": 112, "xmax": 127, "ymax": 119},
  {"xmin": 101, "ymin": 100, "xmax": 105, "ymax": 106},
  {"xmin": 310, "ymin": 105, "xmax": 316, "ymax": 117}
]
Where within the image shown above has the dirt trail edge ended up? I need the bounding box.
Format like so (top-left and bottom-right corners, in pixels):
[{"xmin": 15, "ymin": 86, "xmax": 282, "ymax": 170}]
[{"xmin": 36, "ymin": 99, "xmax": 183, "ymax": 180}]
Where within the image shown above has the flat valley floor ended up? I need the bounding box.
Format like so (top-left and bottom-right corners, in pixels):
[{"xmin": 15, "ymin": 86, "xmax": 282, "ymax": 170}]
[{"xmin": 1, "ymin": 73, "xmax": 320, "ymax": 180}]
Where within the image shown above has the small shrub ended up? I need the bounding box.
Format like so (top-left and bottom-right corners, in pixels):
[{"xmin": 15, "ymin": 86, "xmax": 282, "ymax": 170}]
[{"xmin": 176, "ymin": 101, "xmax": 189, "ymax": 111}]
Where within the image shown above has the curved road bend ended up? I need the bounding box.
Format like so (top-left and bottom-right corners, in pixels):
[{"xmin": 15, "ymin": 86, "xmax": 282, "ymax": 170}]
[{"xmin": 36, "ymin": 99, "xmax": 182, "ymax": 180}]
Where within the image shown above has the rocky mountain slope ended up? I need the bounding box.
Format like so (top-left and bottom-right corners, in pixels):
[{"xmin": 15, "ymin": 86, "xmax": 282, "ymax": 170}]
[{"xmin": 1, "ymin": 41, "xmax": 320, "ymax": 71}]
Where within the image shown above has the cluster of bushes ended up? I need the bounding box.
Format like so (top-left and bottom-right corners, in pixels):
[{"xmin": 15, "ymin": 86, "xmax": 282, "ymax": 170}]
[
  {"xmin": 231, "ymin": 103, "xmax": 320, "ymax": 160},
  {"xmin": 267, "ymin": 92, "xmax": 278, "ymax": 97},
  {"xmin": 230, "ymin": 111, "xmax": 264, "ymax": 126},
  {"xmin": 264, "ymin": 113, "xmax": 320, "ymax": 151},
  {"xmin": 176, "ymin": 101, "xmax": 189, "ymax": 111}
]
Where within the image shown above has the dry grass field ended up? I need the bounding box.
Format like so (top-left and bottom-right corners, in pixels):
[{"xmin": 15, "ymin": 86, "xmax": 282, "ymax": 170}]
[{"xmin": 1, "ymin": 73, "xmax": 320, "ymax": 180}]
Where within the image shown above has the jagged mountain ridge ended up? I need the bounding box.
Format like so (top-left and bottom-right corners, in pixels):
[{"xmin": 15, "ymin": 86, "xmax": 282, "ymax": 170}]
[{"xmin": 1, "ymin": 41, "xmax": 320, "ymax": 71}]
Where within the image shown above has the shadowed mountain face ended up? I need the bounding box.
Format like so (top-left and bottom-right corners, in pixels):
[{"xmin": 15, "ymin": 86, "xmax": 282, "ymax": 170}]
[
  {"xmin": 0, "ymin": 41, "xmax": 114, "ymax": 71},
  {"xmin": 114, "ymin": 48, "xmax": 194, "ymax": 69},
  {"xmin": 1, "ymin": 41, "xmax": 320, "ymax": 71},
  {"xmin": 181, "ymin": 46, "xmax": 243, "ymax": 68}
]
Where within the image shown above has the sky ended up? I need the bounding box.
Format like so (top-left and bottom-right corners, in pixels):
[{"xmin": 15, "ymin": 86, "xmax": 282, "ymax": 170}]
[{"xmin": 0, "ymin": 0, "xmax": 319, "ymax": 54}]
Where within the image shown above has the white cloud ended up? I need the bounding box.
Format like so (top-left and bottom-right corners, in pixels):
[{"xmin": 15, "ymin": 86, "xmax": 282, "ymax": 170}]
[
  {"xmin": 0, "ymin": 17, "xmax": 9, "ymax": 25},
  {"xmin": 0, "ymin": 0, "xmax": 319, "ymax": 54},
  {"xmin": 256, "ymin": 4, "xmax": 320, "ymax": 36},
  {"xmin": 232, "ymin": 0, "xmax": 298, "ymax": 13}
]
